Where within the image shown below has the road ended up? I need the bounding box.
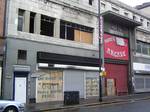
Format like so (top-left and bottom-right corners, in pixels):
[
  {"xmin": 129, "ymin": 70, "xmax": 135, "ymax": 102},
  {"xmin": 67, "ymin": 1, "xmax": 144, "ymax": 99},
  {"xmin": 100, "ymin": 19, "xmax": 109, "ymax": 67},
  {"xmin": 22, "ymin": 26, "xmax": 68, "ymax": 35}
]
[{"xmin": 46, "ymin": 99, "xmax": 150, "ymax": 112}]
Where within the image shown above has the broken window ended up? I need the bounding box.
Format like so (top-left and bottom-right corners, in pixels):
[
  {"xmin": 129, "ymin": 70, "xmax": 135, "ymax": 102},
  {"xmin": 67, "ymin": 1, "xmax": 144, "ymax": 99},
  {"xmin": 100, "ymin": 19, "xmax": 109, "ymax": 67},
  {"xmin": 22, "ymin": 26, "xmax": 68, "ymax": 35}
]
[
  {"xmin": 40, "ymin": 15, "xmax": 54, "ymax": 37},
  {"xmin": 60, "ymin": 20, "xmax": 93, "ymax": 44},
  {"xmin": 30, "ymin": 12, "xmax": 36, "ymax": 33},
  {"xmin": 60, "ymin": 21, "xmax": 74, "ymax": 40},
  {"xmin": 18, "ymin": 9, "xmax": 25, "ymax": 31},
  {"xmin": 89, "ymin": 0, "xmax": 93, "ymax": 5}
]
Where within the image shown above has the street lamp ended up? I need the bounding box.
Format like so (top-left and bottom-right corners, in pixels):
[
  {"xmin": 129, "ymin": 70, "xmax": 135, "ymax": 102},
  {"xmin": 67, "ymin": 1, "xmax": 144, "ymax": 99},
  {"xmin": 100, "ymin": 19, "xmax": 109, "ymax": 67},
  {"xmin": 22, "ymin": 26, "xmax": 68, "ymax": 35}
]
[{"xmin": 98, "ymin": 0, "xmax": 103, "ymax": 102}]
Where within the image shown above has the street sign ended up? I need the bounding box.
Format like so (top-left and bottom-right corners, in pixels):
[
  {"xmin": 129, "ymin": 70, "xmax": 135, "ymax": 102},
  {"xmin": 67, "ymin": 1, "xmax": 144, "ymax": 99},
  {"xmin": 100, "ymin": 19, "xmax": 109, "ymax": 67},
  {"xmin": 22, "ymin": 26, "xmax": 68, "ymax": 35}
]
[{"xmin": 99, "ymin": 16, "xmax": 104, "ymax": 44}]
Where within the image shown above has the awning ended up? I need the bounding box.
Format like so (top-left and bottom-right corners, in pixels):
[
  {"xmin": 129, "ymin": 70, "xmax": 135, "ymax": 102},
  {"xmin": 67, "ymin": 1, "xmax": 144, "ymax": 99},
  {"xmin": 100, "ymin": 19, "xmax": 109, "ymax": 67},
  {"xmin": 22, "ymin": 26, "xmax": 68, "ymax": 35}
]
[
  {"xmin": 101, "ymin": 11, "xmax": 141, "ymax": 28},
  {"xmin": 37, "ymin": 52, "xmax": 100, "ymax": 67}
]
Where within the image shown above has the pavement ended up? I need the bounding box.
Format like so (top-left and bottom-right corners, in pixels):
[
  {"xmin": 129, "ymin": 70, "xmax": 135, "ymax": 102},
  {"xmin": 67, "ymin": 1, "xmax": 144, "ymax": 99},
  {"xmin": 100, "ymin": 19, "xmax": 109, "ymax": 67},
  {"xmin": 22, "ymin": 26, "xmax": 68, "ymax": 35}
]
[
  {"xmin": 52, "ymin": 98, "xmax": 150, "ymax": 112},
  {"xmin": 25, "ymin": 93, "xmax": 150, "ymax": 112}
]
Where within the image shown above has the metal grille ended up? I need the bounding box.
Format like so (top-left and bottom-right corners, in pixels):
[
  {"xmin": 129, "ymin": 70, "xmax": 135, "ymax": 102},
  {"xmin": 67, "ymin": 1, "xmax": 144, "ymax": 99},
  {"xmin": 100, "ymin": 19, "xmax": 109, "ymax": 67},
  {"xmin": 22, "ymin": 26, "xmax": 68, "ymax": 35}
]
[{"xmin": 145, "ymin": 78, "xmax": 150, "ymax": 88}]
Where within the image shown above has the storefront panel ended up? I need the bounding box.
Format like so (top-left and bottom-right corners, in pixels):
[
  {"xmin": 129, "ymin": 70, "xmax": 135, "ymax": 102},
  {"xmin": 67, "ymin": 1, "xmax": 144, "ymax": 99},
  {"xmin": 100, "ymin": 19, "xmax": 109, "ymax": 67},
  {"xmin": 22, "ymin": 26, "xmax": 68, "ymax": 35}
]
[
  {"xmin": 134, "ymin": 75, "xmax": 150, "ymax": 93},
  {"xmin": 36, "ymin": 70, "xmax": 63, "ymax": 103},
  {"xmin": 105, "ymin": 63, "xmax": 128, "ymax": 95}
]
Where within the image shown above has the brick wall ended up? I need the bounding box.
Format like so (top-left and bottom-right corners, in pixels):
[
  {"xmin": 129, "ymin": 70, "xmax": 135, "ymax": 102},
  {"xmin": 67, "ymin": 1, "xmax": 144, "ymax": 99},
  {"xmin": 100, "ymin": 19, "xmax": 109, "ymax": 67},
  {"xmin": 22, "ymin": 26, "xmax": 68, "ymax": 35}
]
[{"xmin": 0, "ymin": 0, "xmax": 5, "ymax": 38}]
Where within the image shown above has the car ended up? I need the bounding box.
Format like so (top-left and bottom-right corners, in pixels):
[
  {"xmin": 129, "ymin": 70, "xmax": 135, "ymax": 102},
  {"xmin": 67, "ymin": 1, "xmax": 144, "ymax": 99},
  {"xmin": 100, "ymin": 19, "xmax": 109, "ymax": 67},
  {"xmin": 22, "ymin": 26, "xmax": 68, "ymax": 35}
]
[{"xmin": 0, "ymin": 100, "xmax": 25, "ymax": 112}]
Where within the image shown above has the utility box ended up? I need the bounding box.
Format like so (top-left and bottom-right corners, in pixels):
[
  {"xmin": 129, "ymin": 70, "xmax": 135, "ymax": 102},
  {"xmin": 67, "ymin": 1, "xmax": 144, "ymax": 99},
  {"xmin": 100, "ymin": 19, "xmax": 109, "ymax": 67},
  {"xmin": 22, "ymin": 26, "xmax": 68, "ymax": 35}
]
[{"xmin": 64, "ymin": 91, "xmax": 79, "ymax": 105}]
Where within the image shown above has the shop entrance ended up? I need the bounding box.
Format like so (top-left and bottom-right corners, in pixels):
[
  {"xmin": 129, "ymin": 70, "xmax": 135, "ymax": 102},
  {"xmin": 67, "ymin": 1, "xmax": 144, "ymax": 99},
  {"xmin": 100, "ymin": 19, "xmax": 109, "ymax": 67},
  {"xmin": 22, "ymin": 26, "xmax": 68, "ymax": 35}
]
[{"xmin": 105, "ymin": 63, "xmax": 128, "ymax": 96}]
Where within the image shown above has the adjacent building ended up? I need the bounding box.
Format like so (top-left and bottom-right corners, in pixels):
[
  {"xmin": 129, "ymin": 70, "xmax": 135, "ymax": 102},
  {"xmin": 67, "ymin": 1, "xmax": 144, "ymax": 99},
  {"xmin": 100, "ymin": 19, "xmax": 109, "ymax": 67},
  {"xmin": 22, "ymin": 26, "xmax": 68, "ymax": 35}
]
[
  {"xmin": 133, "ymin": 2, "xmax": 150, "ymax": 93},
  {"xmin": 0, "ymin": 0, "xmax": 6, "ymax": 97},
  {"xmin": 3, "ymin": 0, "xmax": 150, "ymax": 104}
]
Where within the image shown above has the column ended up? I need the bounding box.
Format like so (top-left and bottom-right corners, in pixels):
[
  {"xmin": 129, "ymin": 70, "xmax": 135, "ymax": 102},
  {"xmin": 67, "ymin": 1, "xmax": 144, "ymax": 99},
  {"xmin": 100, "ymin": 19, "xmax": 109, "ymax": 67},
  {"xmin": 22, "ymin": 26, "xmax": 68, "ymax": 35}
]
[
  {"xmin": 54, "ymin": 18, "xmax": 60, "ymax": 38},
  {"xmin": 34, "ymin": 13, "xmax": 41, "ymax": 34},
  {"xmin": 24, "ymin": 11, "xmax": 30, "ymax": 32}
]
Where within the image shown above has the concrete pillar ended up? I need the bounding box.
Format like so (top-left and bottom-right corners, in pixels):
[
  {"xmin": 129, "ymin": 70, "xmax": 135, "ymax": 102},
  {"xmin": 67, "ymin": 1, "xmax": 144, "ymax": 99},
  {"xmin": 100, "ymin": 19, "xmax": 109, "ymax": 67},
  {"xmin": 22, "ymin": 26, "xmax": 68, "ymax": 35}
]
[
  {"xmin": 128, "ymin": 28, "xmax": 136, "ymax": 94},
  {"xmin": 24, "ymin": 11, "xmax": 30, "ymax": 32},
  {"xmin": 26, "ymin": 50, "xmax": 37, "ymax": 102},
  {"xmin": 34, "ymin": 13, "xmax": 41, "ymax": 34},
  {"xmin": 54, "ymin": 19, "xmax": 60, "ymax": 38}
]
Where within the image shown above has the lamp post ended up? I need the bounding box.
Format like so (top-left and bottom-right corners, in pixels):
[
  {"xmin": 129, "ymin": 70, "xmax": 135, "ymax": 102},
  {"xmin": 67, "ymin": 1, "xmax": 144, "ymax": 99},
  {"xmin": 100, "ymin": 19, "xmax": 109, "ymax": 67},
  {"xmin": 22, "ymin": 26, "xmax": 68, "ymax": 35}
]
[{"xmin": 98, "ymin": 0, "xmax": 103, "ymax": 102}]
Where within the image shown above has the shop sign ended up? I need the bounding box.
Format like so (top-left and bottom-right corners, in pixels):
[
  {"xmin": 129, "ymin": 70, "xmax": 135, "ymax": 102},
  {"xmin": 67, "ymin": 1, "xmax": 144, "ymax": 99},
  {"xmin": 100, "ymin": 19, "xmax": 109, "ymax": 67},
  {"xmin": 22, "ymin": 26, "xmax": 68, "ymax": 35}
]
[
  {"xmin": 104, "ymin": 34, "xmax": 129, "ymax": 60},
  {"xmin": 133, "ymin": 63, "xmax": 150, "ymax": 72}
]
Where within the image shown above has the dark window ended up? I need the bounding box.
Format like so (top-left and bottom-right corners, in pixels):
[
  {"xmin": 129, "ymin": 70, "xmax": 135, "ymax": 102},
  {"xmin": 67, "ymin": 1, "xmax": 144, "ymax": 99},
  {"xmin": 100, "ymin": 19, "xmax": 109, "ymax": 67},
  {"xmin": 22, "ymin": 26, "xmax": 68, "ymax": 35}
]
[
  {"xmin": 30, "ymin": 12, "xmax": 36, "ymax": 33},
  {"xmin": 60, "ymin": 21, "xmax": 74, "ymax": 40},
  {"xmin": 136, "ymin": 43, "xmax": 141, "ymax": 53},
  {"xmin": 133, "ymin": 16, "xmax": 136, "ymax": 20},
  {"xmin": 140, "ymin": 18, "xmax": 143, "ymax": 25},
  {"xmin": 89, "ymin": 0, "xmax": 93, "ymax": 5},
  {"xmin": 18, "ymin": 50, "xmax": 27, "ymax": 60},
  {"xmin": 147, "ymin": 22, "xmax": 150, "ymax": 28},
  {"xmin": 40, "ymin": 15, "xmax": 54, "ymax": 37},
  {"xmin": 17, "ymin": 50, "xmax": 27, "ymax": 64},
  {"xmin": 136, "ymin": 41, "xmax": 150, "ymax": 55},
  {"xmin": 142, "ymin": 45, "xmax": 148, "ymax": 55},
  {"xmin": 18, "ymin": 9, "xmax": 25, "ymax": 31}
]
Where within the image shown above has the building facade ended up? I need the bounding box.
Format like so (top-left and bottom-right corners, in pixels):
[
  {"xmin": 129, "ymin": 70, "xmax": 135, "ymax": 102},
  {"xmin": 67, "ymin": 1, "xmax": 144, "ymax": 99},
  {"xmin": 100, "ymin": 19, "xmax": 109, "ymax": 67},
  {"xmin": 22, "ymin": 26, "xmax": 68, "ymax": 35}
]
[
  {"xmin": 133, "ymin": 2, "xmax": 150, "ymax": 93},
  {"xmin": 4, "ymin": 0, "xmax": 100, "ymax": 103},
  {"xmin": 3, "ymin": 0, "xmax": 150, "ymax": 104},
  {"xmin": 0, "ymin": 0, "xmax": 6, "ymax": 97}
]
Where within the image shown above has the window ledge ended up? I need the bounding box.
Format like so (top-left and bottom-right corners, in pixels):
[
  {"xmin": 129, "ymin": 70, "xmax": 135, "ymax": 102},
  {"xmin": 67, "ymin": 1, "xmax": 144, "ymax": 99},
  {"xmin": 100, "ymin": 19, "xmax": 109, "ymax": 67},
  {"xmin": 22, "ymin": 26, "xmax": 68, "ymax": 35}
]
[
  {"xmin": 15, "ymin": 32, "xmax": 98, "ymax": 51},
  {"xmin": 135, "ymin": 53, "xmax": 150, "ymax": 59}
]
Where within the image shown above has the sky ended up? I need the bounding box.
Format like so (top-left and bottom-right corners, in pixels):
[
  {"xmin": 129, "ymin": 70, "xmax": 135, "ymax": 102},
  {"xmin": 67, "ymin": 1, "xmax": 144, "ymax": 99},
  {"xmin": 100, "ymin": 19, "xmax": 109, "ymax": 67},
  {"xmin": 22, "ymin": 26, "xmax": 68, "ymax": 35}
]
[{"xmin": 118, "ymin": 0, "xmax": 150, "ymax": 7}]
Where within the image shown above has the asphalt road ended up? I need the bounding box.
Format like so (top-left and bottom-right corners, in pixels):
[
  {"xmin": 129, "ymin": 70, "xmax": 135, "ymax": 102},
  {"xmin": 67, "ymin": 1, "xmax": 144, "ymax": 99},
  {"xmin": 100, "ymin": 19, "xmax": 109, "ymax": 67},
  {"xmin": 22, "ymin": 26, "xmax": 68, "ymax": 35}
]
[{"xmin": 46, "ymin": 99, "xmax": 150, "ymax": 112}]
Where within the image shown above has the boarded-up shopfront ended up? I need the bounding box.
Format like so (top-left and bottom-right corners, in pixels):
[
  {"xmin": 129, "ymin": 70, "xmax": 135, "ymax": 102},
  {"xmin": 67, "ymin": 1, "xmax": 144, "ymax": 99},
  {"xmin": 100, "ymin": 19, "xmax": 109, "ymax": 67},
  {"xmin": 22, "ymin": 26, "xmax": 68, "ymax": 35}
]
[
  {"xmin": 36, "ymin": 70, "xmax": 63, "ymax": 103},
  {"xmin": 35, "ymin": 68, "xmax": 99, "ymax": 103}
]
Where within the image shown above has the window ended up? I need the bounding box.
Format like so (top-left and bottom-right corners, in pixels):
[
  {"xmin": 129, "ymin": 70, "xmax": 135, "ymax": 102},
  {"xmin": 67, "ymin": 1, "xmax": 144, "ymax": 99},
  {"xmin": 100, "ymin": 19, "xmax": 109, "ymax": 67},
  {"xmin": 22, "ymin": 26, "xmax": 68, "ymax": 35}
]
[
  {"xmin": 40, "ymin": 15, "xmax": 55, "ymax": 37},
  {"xmin": 136, "ymin": 43, "xmax": 142, "ymax": 53},
  {"xmin": 89, "ymin": 0, "xmax": 93, "ymax": 5},
  {"xmin": 137, "ymin": 41, "xmax": 150, "ymax": 55},
  {"xmin": 112, "ymin": 7, "xmax": 119, "ymax": 13},
  {"xmin": 142, "ymin": 45, "xmax": 149, "ymax": 55},
  {"xmin": 101, "ymin": 3, "xmax": 105, "ymax": 10},
  {"xmin": 30, "ymin": 12, "xmax": 36, "ymax": 33},
  {"xmin": 133, "ymin": 15, "xmax": 136, "ymax": 21},
  {"xmin": 124, "ymin": 12, "xmax": 128, "ymax": 17},
  {"xmin": 140, "ymin": 18, "xmax": 143, "ymax": 25},
  {"xmin": 147, "ymin": 22, "xmax": 150, "ymax": 28},
  {"xmin": 17, "ymin": 50, "xmax": 27, "ymax": 64},
  {"xmin": 18, "ymin": 9, "xmax": 25, "ymax": 31},
  {"xmin": 60, "ymin": 20, "xmax": 93, "ymax": 44}
]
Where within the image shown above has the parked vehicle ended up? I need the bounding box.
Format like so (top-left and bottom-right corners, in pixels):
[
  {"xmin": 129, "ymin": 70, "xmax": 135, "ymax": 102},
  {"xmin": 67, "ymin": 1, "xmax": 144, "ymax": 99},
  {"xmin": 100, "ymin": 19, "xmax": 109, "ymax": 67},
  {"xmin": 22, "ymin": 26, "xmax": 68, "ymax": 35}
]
[{"xmin": 0, "ymin": 100, "xmax": 25, "ymax": 112}]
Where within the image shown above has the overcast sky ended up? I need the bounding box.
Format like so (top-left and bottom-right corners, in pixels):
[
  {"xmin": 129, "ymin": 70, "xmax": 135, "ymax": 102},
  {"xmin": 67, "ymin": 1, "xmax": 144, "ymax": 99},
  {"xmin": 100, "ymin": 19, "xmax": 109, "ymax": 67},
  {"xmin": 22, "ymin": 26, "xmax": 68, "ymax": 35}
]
[{"xmin": 118, "ymin": 0, "xmax": 150, "ymax": 7}]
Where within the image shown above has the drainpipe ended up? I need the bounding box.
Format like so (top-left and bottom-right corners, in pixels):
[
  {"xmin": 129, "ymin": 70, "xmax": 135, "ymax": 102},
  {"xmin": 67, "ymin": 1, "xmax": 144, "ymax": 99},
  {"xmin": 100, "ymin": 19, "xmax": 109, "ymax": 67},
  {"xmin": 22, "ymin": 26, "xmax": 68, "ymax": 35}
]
[{"xmin": 2, "ymin": 0, "xmax": 8, "ymax": 99}]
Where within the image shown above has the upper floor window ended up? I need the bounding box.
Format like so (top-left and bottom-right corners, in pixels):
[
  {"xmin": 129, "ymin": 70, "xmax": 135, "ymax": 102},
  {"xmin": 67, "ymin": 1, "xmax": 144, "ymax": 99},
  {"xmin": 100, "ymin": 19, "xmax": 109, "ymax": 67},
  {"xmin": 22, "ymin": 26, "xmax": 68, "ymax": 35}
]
[
  {"xmin": 89, "ymin": 0, "xmax": 93, "ymax": 5},
  {"xmin": 136, "ymin": 41, "xmax": 150, "ymax": 55},
  {"xmin": 60, "ymin": 20, "xmax": 93, "ymax": 44},
  {"xmin": 140, "ymin": 18, "xmax": 143, "ymax": 26},
  {"xmin": 112, "ymin": 7, "xmax": 119, "ymax": 13},
  {"xmin": 133, "ymin": 15, "xmax": 136, "ymax": 21},
  {"xmin": 18, "ymin": 9, "xmax": 25, "ymax": 31},
  {"xmin": 17, "ymin": 50, "xmax": 27, "ymax": 64},
  {"xmin": 30, "ymin": 12, "xmax": 36, "ymax": 33},
  {"xmin": 124, "ymin": 12, "xmax": 128, "ymax": 17},
  {"xmin": 147, "ymin": 22, "xmax": 150, "ymax": 28},
  {"xmin": 101, "ymin": 3, "xmax": 106, "ymax": 10},
  {"xmin": 40, "ymin": 15, "xmax": 55, "ymax": 37}
]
